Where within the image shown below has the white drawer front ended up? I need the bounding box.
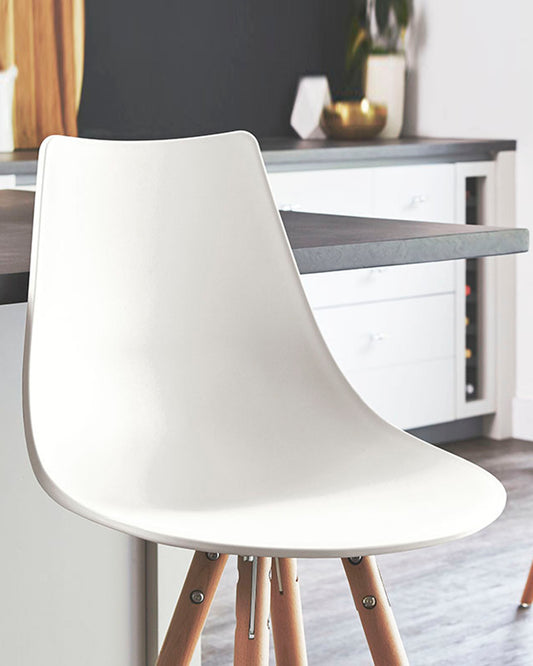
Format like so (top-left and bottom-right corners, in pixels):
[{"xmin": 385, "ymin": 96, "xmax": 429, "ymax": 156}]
[
  {"xmin": 313, "ymin": 294, "xmax": 455, "ymax": 371},
  {"xmin": 347, "ymin": 359, "xmax": 456, "ymax": 429},
  {"xmin": 268, "ymin": 168, "xmax": 374, "ymax": 216},
  {"xmin": 302, "ymin": 261, "xmax": 455, "ymax": 308},
  {"xmin": 0, "ymin": 174, "xmax": 16, "ymax": 189},
  {"xmin": 374, "ymin": 164, "xmax": 455, "ymax": 223}
]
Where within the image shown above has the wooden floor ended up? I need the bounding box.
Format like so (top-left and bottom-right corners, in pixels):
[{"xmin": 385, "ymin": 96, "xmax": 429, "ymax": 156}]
[{"xmin": 201, "ymin": 438, "xmax": 533, "ymax": 665}]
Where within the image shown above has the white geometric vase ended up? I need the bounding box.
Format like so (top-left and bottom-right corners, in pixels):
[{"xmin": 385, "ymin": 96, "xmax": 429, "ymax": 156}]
[
  {"xmin": 365, "ymin": 54, "xmax": 406, "ymax": 139},
  {"xmin": 290, "ymin": 76, "xmax": 332, "ymax": 140}
]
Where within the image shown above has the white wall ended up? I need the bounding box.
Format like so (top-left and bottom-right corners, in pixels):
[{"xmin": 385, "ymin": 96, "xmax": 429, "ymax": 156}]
[{"xmin": 405, "ymin": 0, "xmax": 533, "ymax": 439}]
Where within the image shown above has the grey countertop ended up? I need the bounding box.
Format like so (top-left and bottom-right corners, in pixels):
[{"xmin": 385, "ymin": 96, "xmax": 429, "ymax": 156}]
[
  {"xmin": 261, "ymin": 137, "xmax": 517, "ymax": 170},
  {"xmin": 0, "ymin": 190, "xmax": 528, "ymax": 305},
  {"xmin": 283, "ymin": 210, "xmax": 528, "ymax": 274},
  {"xmin": 0, "ymin": 150, "xmax": 39, "ymax": 176},
  {"xmin": 0, "ymin": 137, "xmax": 517, "ymax": 177}
]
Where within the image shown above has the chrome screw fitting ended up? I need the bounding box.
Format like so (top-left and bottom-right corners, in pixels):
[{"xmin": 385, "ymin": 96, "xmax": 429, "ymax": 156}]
[
  {"xmin": 190, "ymin": 590, "xmax": 205, "ymax": 604},
  {"xmin": 362, "ymin": 595, "xmax": 377, "ymax": 610},
  {"xmin": 348, "ymin": 556, "xmax": 363, "ymax": 566}
]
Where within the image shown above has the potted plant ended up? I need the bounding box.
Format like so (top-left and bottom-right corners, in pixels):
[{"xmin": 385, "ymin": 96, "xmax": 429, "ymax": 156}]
[{"xmin": 345, "ymin": 0, "xmax": 411, "ymax": 139}]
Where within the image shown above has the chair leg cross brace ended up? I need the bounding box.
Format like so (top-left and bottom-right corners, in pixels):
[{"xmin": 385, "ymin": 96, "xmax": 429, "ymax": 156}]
[{"xmin": 157, "ymin": 551, "xmax": 408, "ymax": 666}]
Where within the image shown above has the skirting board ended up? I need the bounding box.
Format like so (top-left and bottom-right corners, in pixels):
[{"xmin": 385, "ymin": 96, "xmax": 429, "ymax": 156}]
[
  {"xmin": 407, "ymin": 416, "xmax": 484, "ymax": 445},
  {"xmin": 513, "ymin": 397, "xmax": 533, "ymax": 441}
]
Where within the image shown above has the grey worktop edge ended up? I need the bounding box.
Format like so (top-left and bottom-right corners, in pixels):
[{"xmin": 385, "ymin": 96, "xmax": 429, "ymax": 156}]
[
  {"xmin": 262, "ymin": 139, "xmax": 517, "ymax": 172},
  {"xmin": 0, "ymin": 151, "xmax": 39, "ymax": 176},
  {"xmin": 0, "ymin": 273, "xmax": 29, "ymax": 305},
  {"xmin": 293, "ymin": 228, "xmax": 529, "ymax": 274},
  {"xmin": 0, "ymin": 139, "xmax": 517, "ymax": 177}
]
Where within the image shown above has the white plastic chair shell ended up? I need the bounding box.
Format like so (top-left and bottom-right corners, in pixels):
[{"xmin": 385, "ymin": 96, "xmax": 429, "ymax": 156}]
[{"xmin": 23, "ymin": 132, "xmax": 506, "ymax": 557}]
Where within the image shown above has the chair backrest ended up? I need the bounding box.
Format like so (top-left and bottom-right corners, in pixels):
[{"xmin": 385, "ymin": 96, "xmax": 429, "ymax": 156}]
[{"xmin": 24, "ymin": 131, "xmax": 384, "ymax": 522}]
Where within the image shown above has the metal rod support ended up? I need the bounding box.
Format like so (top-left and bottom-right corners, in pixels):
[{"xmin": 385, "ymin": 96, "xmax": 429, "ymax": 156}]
[{"xmin": 249, "ymin": 557, "xmax": 258, "ymax": 639}]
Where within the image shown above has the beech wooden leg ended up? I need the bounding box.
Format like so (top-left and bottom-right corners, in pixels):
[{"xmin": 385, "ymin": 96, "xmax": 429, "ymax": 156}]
[
  {"xmin": 234, "ymin": 556, "xmax": 271, "ymax": 665},
  {"xmin": 342, "ymin": 556, "xmax": 409, "ymax": 666},
  {"xmin": 270, "ymin": 557, "xmax": 308, "ymax": 666},
  {"xmin": 520, "ymin": 559, "xmax": 533, "ymax": 607},
  {"xmin": 156, "ymin": 551, "xmax": 228, "ymax": 666}
]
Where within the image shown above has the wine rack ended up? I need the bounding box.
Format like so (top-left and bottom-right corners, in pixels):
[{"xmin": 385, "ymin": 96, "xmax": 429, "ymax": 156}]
[
  {"xmin": 465, "ymin": 177, "xmax": 481, "ymax": 401},
  {"xmin": 455, "ymin": 161, "xmax": 497, "ymax": 422}
]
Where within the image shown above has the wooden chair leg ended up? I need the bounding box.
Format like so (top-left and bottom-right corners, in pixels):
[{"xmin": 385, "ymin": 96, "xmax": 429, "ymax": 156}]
[
  {"xmin": 270, "ymin": 557, "xmax": 308, "ymax": 666},
  {"xmin": 342, "ymin": 556, "xmax": 409, "ymax": 666},
  {"xmin": 520, "ymin": 559, "xmax": 533, "ymax": 607},
  {"xmin": 156, "ymin": 551, "xmax": 228, "ymax": 666},
  {"xmin": 234, "ymin": 556, "xmax": 271, "ymax": 665}
]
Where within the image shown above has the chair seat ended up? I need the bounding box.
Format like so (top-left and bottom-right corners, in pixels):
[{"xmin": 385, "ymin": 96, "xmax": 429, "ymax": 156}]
[{"xmin": 72, "ymin": 430, "xmax": 506, "ymax": 558}]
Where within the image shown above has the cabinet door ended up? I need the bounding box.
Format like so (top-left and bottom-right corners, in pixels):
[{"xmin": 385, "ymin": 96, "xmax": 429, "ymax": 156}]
[
  {"xmin": 0, "ymin": 304, "xmax": 145, "ymax": 666},
  {"xmin": 353, "ymin": 359, "xmax": 456, "ymax": 429},
  {"xmin": 0, "ymin": 174, "xmax": 16, "ymax": 188},
  {"xmin": 312, "ymin": 294, "xmax": 456, "ymax": 429},
  {"xmin": 268, "ymin": 168, "xmax": 374, "ymax": 216}
]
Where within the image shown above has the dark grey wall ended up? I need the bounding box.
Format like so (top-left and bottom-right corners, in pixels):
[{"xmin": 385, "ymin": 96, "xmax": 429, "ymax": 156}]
[{"xmin": 77, "ymin": 1, "xmax": 352, "ymax": 140}]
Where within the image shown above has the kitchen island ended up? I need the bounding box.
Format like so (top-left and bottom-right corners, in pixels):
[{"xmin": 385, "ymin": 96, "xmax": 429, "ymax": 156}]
[{"xmin": 0, "ymin": 137, "xmax": 525, "ymax": 665}]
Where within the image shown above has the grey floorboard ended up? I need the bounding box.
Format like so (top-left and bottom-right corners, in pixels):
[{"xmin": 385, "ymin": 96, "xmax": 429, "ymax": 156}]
[{"xmin": 201, "ymin": 438, "xmax": 533, "ymax": 665}]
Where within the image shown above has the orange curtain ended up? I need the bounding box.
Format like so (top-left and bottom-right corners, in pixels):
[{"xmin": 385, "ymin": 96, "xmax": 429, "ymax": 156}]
[{"xmin": 5, "ymin": 0, "xmax": 85, "ymax": 148}]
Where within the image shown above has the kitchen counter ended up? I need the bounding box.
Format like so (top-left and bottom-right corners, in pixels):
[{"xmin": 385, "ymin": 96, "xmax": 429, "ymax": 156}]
[
  {"xmin": 0, "ymin": 150, "xmax": 39, "ymax": 177},
  {"xmin": 0, "ymin": 189, "xmax": 527, "ymax": 305},
  {"xmin": 262, "ymin": 137, "xmax": 516, "ymax": 170},
  {"xmin": 0, "ymin": 137, "xmax": 517, "ymax": 179}
]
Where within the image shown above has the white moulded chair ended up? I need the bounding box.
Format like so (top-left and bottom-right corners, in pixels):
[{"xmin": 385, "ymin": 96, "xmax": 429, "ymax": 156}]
[{"xmin": 23, "ymin": 131, "xmax": 506, "ymax": 666}]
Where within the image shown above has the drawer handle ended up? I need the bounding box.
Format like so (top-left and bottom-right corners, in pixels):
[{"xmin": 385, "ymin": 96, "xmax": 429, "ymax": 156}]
[
  {"xmin": 370, "ymin": 332, "xmax": 391, "ymax": 342},
  {"xmin": 411, "ymin": 194, "xmax": 427, "ymax": 206}
]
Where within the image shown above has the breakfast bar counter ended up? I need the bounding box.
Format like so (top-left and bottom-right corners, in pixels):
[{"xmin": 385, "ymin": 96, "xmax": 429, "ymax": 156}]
[{"xmin": 0, "ymin": 189, "xmax": 528, "ymax": 305}]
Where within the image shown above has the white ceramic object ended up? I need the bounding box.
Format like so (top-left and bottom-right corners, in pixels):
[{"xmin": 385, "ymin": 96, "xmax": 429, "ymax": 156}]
[
  {"xmin": 365, "ymin": 54, "xmax": 406, "ymax": 139},
  {"xmin": 24, "ymin": 131, "xmax": 506, "ymax": 557},
  {"xmin": 0, "ymin": 66, "xmax": 18, "ymax": 152},
  {"xmin": 290, "ymin": 76, "xmax": 331, "ymax": 139}
]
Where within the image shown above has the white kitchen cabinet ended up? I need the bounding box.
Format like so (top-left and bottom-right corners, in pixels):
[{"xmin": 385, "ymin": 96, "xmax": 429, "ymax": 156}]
[
  {"xmin": 373, "ymin": 163, "xmax": 455, "ymax": 222},
  {"xmin": 268, "ymin": 161, "xmax": 500, "ymax": 432},
  {"xmin": 312, "ymin": 294, "xmax": 456, "ymax": 428},
  {"xmin": 302, "ymin": 262, "xmax": 455, "ymax": 308},
  {"xmin": 312, "ymin": 294, "xmax": 455, "ymax": 372},
  {"xmin": 0, "ymin": 303, "xmax": 145, "ymax": 666},
  {"xmin": 353, "ymin": 359, "xmax": 456, "ymax": 430},
  {"xmin": 268, "ymin": 167, "xmax": 374, "ymax": 216}
]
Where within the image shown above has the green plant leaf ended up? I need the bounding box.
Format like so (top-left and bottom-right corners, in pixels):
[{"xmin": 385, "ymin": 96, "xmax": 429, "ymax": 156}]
[
  {"xmin": 345, "ymin": 17, "xmax": 369, "ymax": 73},
  {"xmin": 391, "ymin": 0, "xmax": 410, "ymax": 27},
  {"xmin": 343, "ymin": 8, "xmax": 370, "ymax": 100},
  {"xmin": 375, "ymin": 0, "xmax": 393, "ymax": 34},
  {"xmin": 352, "ymin": 0, "xmax": 368, "ymax": 23}
]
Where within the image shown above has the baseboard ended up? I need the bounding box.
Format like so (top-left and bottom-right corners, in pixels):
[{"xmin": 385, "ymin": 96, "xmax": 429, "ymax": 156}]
[
  {"xmin": 407, "ymin": 416, "xmax": 484, "ymax": 445},
  {"xmin": 513, "ymin": 397, "xmax": 533, "ymax": 441}
]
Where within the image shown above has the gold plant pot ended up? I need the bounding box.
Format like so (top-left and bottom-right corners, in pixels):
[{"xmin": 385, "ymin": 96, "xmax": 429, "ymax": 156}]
[{"xmin": 320, "ymin": 100, "xmax": 387, "ymax": 140}]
